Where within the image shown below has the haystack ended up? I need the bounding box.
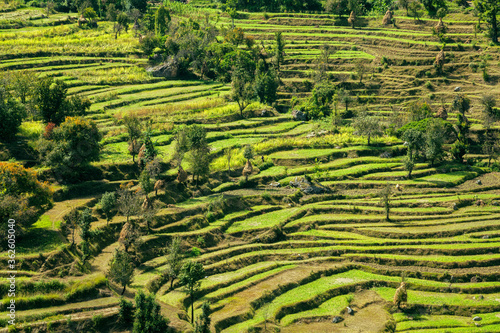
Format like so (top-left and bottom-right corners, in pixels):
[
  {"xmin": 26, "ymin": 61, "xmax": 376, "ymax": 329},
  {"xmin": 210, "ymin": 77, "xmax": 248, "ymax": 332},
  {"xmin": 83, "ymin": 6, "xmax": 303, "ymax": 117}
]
[
  {"xmin": 382, "ymin": 10, "xmax": 393, "ymax": 25},
  {"xmin": 436, "ymin": 106, "xmax": 448, "ymax": 120},
  {"xmin": 393, "ymin": 282, "xmax": 407, "ymax": 308},
  {"xmin": 348, "ymin": 11, "xmax": 356, "ymax": 28},
  {"xmin": 142, "ymin": 197, "xmax": 150, "ymax": 210},
  {"xmin": 435, "ymin": 50, "xmax": 445, "ymax": 68},
  {"xmin": 154, "ymin": 179, "xmax": 165, "ymax": 196},
  {"xmin": 78, "ymin": 15, "xmax": 87, "ymax": 27},
  {"xmin": 137, "ymin": 143, "xmax": 146, "ymax": 167},
  {"xmin": 242, "ymin": 160, "xmax": 253, "ymax": 180},
  {"xmin": 435, "ymin": 18, "xmax": 446, "ymax": 34},
  {"xmin": 177, "ymin": 166, "xmax": 187, "ymax": 183}
]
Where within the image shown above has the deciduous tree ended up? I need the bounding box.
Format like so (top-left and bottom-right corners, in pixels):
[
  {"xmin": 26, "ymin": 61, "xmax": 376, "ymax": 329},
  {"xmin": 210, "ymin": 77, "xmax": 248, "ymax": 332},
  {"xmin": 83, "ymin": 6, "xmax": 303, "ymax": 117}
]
[
  {"xmin": 180, "ymin": 260, "xmax": 205, "ymax": 324},
  {"xmin": 352, "ymin": 110, "xmax": 383, "ymax": 145},
  {"xmin": 133, "ymin": 290, "xmax": 169, "ymax": 333},
  {"xmin": 473, "ymin": 0, "xmax": 500, "ymax": 42},
  {"xmin": 108, "ymin": 249, "xmax": 134, "ymax": 295}
]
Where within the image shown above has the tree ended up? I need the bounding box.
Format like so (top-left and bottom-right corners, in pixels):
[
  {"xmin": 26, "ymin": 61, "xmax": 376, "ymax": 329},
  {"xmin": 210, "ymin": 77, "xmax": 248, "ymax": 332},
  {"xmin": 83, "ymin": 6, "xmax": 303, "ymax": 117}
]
[
  {"xmin": 352, "ymin": 110, "xmax": 383, "ymax": 145},
  {"xmin": 355, "ymin": 62, "xmax": 367, "ymax": 83},
  {"xmin": 114, "ymin": 12, "xmax": 129, "ymax": 39},
  {"xmin": 184, "ymin": 125, "xmax": 210, "ymax": 184},
  {"xmin": 231, "ymin": 70, "xmax": 255, "ymax": 118},
  {"xmin": 117, "ymin": 12, "xmax": 129, "ymax": 31},
  {"xmin": 254, "ymin": 60, "xmax": 278, "ymax": 105},
  {"xmin": 38, "ymin": 117, "xmax": 101, "ymax": 179},
  {"xmin": 451, "ymin": 94, "xmax": 470, "ymax": 162},
  {"xmin": 123, "ymin": 114, "xmax": 142, "ymax": 163},
  {"xmin": 10, "ymin": 70, "xmax": 36, "ymax": 105},
  {"xmin": 273, "ymin": 31, "xmax": 286, "ymax": 80},
  {"xmin": 180, "ymin": 260, "xmax": 205, "ymax": 324},
  {"xmin": 325, "ymin": 0, "xmax": 349, "ymax": 18},
  {"xmin": 482, "ymin": 107, "xmax": 500, "ymax": 166},
  {"xmin": 139, "ymin": 129, "xmax": 157, "ymax": 168},
  {"xmin": 118, "ymin": 297, "xmax": 134, "ymax": 325},
  {"xmin": 82, "ymin": 7, "xmax": 98, "ymax": 27},
  {"xmin": 473, "ymin": 0, "xmax": 499, "ymax": 42},
  {"xmin": 108, "ymin": 249, "xmax": 134, "ymax": 295},
  {"xmin": 425, "ymin": 118, "xmax": 446, "ymax": 166},
  {"xmin": 139, "ymin": 169, "xmax": 153, "ymax": 199},
  {"xmin": 480, "ymin": 94, "xmax": 497, "ymax": 120},
  {"xmin": 0, "ymin": 86, "xmax": 25, "ymax": 141},
  {"xmin": 398, "ymin": 0, "xmax": 409, "ymax": 15},
  {"xmin": 130, "ymin": 0, "xmax": 147, "ymax": 13},
  {"xmin": 117, "ymin": 184, "xmax": 141, "ymax": 224},
  {"xmin": 0, "ymin": 162, "xmax": 52, "ymax": 238},
  {"xmin": 63, "ymin": 209, "xmax": 79, "ymax": 247},
  {"xmin": 106, "ymin": 3, "xmax": 118, "ymax": 21},
  {"xmin": 194, "ymin": 302, "xmax": 211, "ymax": 333},
  {"xmin": 166, "ymin": 237, "xmax": 183, "ymax": 290},
  {"xmin": 408, "ymin": 1, "xmax": 424, "ymax": 20},
  {"xmin": 35, "ymin": 77, "xmax": 68, "ymax": 125},
  {"xmin": 189, "ymin": 145, "xmax": 210, "ymax": 185},
  {"xmin": 243, "ymin": 144, "xmax": 254, "ymax": 161},
  {"xmin": 142, "ymin": 199, "xmax": 159, "ymax": 232},
  {"xmin": 436, "ymin": 7, "xmax": 448, "ymax": 19},
  {"xmin": 402, "ymin": 128, "xmax": 424, "ymax": 178},
  {"xmin": 339, "ymin": 88, "xmax": 351, "ymax": 115},
  {"xmin": 133, "ymin": 290, "xmax": 169, "ymax": 333},
  {"xmin": 78, "ymin": 208, "xmax": 93, "ymax": 263},
  {"xmin": 155, "ymin": 5, "xmax": 170, "ymax": 36},
  {"xmin": 226, "ymin": 0, "xmax": 238, "ymax": 29},
  {"xmin": 379, "ymin": 183, "xmax": 392, "ymax": 221},
  {"xmin": 173, "ymin": 126, "xmax": 190, "ymax": 168},
  {"xmin": 308, "ymin": 82, "xmax": 336, "ymax": 118},
  {"xmin": 421, "ymin": 0, "xmax": 447, "ymax": 16},
  {"xmin": 66, "ymin": 94, "xmax": 91, "ymax": 117},
  {"xmin": 99, "ymin": 192, "xmax": 116, "ymax": 225},
  {"xmin": 407, "ymin": 100, "xmax": 433, "ymax": 122}
]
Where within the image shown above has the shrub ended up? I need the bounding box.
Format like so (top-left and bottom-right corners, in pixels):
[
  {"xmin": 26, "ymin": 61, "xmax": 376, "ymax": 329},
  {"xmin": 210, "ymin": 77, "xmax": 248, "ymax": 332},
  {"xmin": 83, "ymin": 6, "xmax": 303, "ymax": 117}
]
[
  {"xmin": 188, "ymin": 247, "xmax": 201, "ymax": 257},
  {"xmin": 118, "ymin": 297, "xmax": 134, "ymax": 325}
]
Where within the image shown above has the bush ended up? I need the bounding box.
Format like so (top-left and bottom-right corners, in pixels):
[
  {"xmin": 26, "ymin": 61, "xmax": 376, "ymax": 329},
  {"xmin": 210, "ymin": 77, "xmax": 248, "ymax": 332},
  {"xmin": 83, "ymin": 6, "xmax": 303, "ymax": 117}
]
[
  {"xmin": 188, "ymin": 247, "xmax": 201, "ymax": 257},
  {"xmin": 118, "ymin": 297, "xmax": 134, "ymax": 325},
  {"xmin": 396, "ymin": 118, "xmax": 454, "ymax": 139}
]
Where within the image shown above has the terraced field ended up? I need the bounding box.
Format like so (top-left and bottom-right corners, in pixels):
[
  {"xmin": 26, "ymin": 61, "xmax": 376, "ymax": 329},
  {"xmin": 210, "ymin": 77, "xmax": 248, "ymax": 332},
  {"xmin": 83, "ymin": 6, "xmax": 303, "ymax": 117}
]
[{"xmin": 2, "ymin": 0, "xmax": 500, "ymax": 332}]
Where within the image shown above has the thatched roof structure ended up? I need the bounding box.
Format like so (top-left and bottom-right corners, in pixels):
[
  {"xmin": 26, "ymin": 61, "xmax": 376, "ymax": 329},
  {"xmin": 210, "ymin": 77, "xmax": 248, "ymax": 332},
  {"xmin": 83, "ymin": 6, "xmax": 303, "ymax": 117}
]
[
  {"xmin": 393, "ymin": 282, "xmax": 407, "ymax": 306},
  {"xmin": 348, "ymin": 11, "xmax": 356, "ymax": 28},
  {"xmin": 435, "ymin": 50, "xmax": 445, "ymax": 68},
  {"xmin": 78, "ymin": 15, "xmax": 87, "ymax": 27},
  {"xmin": 435, "ymin": 18, "xmax": 446, "ymax": 34},
  {"xmin": 436, "ymin": 106, "xmax": 448, "ymax": 120},
  {"xmin": 242, "ymin": 160, "xmax": 253, "ymax": 177},
  {"xmin": 382, "ymin": 10, "xmax": 393, "ymax": 25},
  {"xmin": 154, "ymin": 179, "xmax": 165, "ymax": 195}
]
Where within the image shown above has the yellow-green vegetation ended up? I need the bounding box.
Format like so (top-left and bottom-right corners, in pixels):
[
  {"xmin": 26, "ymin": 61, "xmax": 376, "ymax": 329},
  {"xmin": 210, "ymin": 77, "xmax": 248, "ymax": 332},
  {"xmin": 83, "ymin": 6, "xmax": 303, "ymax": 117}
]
[{"xmin": 2, "ymin": 0, "xmax": 500, "ymax": 332}]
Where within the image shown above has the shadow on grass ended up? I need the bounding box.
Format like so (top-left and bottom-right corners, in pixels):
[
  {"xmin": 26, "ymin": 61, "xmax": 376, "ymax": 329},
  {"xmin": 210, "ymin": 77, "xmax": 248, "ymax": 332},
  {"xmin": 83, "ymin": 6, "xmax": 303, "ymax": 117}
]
[{"xmin": 17, "ymin": 228, "xmax": 66, "ymax": 255}]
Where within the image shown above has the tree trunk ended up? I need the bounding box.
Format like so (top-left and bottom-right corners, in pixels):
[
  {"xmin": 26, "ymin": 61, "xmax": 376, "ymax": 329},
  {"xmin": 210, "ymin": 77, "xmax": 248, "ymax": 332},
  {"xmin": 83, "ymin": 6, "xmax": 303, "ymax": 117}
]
[
  {"xmin": 121, "ymin": 285, "xmax": 126, "ymax": 295},
  {"xmin": 367, "ymin": 135, "xmax": 371, "ymax": 146},
  {"xmin": 170, "ymin": 277, "xmax": 174, "ymax": 290}
]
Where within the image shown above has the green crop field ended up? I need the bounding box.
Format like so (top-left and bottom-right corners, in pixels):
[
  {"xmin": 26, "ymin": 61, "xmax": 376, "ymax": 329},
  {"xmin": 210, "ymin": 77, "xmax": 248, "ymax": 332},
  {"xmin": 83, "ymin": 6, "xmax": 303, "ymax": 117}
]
[{"xmin": 2, "ymin": 0, "xmax": 500, "ymax": 332}]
